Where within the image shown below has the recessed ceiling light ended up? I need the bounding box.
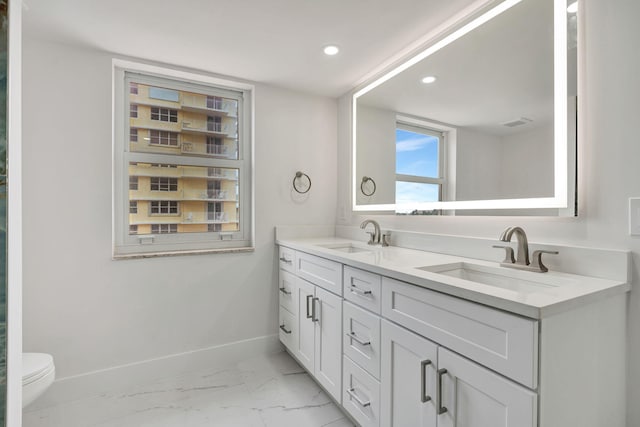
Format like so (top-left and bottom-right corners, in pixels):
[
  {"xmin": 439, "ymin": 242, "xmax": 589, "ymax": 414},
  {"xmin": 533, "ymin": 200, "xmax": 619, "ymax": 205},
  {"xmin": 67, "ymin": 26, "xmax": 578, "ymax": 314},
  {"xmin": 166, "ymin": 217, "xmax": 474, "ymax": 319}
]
[
  {"xmin": 323, "ymin": 45, "xmax": 339, "ymax": 56},
  {"xmin": 567, "ymin": 2, "xmax": 578, "ymax": 13},
  {"xmin": 421, "ymin": 76, "xmax": 437, "ymax": 84}
]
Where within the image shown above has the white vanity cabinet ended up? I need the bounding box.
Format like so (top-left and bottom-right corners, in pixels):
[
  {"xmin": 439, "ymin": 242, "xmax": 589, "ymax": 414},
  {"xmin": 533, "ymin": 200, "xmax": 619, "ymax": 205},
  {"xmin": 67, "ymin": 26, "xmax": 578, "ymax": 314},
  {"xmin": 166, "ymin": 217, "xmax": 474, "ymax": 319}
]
[
  {"xmin": 381, "ymin": 320, "xmax": 536, "ymax": 427},
  {"xmin": 279, "ymin": 248, "xmax": 344, "ymax": 403},
  {"xmin": 277, "ymin": 243, "xmax": 628, "ymax": 427}
]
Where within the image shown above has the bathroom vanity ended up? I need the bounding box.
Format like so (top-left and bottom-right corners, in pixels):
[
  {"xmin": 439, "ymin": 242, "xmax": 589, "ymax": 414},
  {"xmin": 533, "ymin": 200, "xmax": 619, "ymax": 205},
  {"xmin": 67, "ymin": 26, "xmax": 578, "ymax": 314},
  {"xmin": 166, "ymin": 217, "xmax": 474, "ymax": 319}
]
[{"xmin": 276, "ymin": 234, "xmax": 629, "ymax": 427}]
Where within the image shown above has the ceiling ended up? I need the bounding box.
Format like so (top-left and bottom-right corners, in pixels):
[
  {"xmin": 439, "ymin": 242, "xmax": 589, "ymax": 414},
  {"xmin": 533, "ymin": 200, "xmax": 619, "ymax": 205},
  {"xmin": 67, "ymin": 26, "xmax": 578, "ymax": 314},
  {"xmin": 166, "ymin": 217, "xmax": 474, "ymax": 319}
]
[
  {"xmin": 358, "ymin": 0, "xmax": 559, "ymax": 136},
  {"xmin": 22, "ymin": 0, "xmax": 480, "ymax": 97}
]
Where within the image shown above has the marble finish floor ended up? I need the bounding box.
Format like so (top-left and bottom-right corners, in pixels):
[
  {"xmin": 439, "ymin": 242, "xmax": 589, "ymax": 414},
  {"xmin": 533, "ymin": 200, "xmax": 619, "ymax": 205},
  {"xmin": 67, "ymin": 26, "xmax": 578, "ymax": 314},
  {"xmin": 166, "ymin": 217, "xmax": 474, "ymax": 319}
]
[{"xmin": 23, "ymin": 351, "xmax": 355, "ymax": 427}]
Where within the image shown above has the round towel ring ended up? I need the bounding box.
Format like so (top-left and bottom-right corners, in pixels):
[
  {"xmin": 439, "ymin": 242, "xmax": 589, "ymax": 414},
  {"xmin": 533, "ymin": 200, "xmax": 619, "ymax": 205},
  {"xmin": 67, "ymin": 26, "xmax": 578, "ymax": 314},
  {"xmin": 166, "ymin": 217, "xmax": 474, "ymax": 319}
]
[
  {"xmin": 361, "ymin": 176, "xmax": 376, "ymax": 196},
  {"xmin": 293, "ymin": 171, "xmax": 312, "ymax": 194}
]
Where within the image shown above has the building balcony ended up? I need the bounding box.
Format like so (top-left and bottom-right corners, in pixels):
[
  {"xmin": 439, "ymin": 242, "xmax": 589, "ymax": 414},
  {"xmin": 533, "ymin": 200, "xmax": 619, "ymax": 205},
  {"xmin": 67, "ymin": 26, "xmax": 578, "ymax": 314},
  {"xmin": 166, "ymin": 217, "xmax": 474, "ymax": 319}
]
[
  {"xmin": 129, "ymin": 189, "xmax": 235, "ymax": 202},
  {"xmin": 181, "ymin": 121, "xmax": 237, "ymax": 138},
  {"xmin": 181, "ymin": 95, "xmax": 238, "ymax": 118},
  {"xmin": 128, "ymin": 164, "xmax": 238, "ymax": 181},
  {"xmin": 181, "ymin": 211, "xmax": 237, "ymax": 224},
  {"xmin": 181, "ymin": 141, "xmax": 237, "ymax": 159}
]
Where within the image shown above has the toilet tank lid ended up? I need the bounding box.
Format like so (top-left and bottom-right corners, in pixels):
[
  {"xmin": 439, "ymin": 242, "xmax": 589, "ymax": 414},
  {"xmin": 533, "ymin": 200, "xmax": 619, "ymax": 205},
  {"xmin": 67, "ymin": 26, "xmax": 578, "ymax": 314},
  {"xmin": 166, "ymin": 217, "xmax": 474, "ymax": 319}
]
[{"xmin": 22, "ymin": 353, "xmax": 54, "ymax": 382}]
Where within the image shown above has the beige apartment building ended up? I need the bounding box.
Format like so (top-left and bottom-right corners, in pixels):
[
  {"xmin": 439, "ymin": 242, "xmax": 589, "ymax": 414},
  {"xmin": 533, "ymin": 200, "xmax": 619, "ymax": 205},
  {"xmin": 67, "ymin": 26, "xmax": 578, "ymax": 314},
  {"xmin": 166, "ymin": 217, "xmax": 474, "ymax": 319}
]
[{"xmin": 127, "ymin": 82, "xmax": 239, "ymax": 235}]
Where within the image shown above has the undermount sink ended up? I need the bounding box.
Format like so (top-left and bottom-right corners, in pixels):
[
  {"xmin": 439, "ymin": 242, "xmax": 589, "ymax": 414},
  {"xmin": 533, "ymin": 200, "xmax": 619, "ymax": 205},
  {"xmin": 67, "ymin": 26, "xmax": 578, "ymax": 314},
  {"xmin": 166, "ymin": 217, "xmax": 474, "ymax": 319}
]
[
  {"xmin": 316, "ymin": 243, "xmax": 373, "ymax": 254},
  {"xmin": 418, "ymin": 262, "xmax": 565, "ymax": 293}
]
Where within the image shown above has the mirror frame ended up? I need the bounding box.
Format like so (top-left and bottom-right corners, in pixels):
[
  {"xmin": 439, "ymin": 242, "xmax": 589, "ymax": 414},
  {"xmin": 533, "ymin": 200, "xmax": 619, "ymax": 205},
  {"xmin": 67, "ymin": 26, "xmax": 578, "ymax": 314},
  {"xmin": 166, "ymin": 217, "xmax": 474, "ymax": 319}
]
[{"xmin": 352, "ymin": 0, "xmax": 574, "ymax": 213}]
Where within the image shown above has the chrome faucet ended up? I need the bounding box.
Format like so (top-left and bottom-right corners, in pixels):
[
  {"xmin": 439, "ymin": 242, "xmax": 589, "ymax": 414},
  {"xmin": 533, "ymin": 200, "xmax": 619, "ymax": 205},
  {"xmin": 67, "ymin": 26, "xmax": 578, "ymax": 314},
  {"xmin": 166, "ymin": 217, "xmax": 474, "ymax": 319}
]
[
  {"xmin": 494, "ymin": 226, "xmax": 558, "ymax": 272},
  {"xmin": 499, "ymin": 226, "xmax": 530, "ymax": 266},
  {"xmin": 360, "ymin": 219, "xmax": 381, "ymax": 245}
]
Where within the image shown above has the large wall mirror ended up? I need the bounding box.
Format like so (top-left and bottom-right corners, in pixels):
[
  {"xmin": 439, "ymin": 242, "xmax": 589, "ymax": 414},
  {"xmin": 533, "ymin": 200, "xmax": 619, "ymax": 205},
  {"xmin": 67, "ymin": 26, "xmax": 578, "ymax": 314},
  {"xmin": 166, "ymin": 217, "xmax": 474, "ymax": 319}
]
[{"xmin": 353, "ymin": 0, "xmax": 578, "ymax": 216}]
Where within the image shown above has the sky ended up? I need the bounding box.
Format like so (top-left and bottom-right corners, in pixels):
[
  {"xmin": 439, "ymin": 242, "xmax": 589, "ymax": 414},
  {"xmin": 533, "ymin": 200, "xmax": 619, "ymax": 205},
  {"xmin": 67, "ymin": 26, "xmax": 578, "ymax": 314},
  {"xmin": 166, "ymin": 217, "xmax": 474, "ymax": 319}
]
[{"xmin": 395, "ymin": 128, "xmax": 440, "ymax": 206}]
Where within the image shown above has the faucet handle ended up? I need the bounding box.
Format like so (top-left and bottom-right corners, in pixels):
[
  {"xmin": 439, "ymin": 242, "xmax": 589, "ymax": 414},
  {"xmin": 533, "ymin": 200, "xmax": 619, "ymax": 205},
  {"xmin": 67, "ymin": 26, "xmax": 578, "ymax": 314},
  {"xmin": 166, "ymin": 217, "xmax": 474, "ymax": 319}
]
[
  {"xmin": 492, "ymin": 245, "xmax": 515, "ymax": 264},
  {"xmin": 530, "ymin": 250, "xmax": 559, "ymax": 273}
]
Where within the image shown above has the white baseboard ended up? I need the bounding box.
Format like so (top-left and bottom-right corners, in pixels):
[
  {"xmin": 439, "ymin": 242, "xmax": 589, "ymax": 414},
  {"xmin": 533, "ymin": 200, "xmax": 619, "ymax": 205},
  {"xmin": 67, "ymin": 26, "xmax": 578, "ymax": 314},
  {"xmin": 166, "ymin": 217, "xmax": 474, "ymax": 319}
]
[{"xmin": 26, "ymin": 334, "xmax": 282, "ymax": 411}]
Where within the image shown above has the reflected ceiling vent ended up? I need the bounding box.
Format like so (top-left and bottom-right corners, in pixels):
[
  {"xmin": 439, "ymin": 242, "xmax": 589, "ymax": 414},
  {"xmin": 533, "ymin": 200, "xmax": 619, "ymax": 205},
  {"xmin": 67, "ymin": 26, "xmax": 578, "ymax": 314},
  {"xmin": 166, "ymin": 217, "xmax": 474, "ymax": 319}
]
[{"xmin": 501, "ymin": 117, "xmax": 533, "ymax": 128}]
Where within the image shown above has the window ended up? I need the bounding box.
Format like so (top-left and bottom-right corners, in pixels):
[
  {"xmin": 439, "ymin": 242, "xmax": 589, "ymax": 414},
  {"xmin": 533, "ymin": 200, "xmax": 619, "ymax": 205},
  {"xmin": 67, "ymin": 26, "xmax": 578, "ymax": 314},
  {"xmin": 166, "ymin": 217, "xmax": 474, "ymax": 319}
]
[
  {"xmin": 150, "ymin": 201, "xmax": 179, "ymax": 215},
  {"xmin": 206, "ymin": 136, "xmax": 224, "ymax": 155},
  {"xmin": 129, "ymin": 83, "xmax": 138, "ymax": 95},
  {"xmin": 150, "ymin": 177, "xmax": 178, "ymax": 191},
  {"xmin": 130, "ymin": 104, "xmax": 138, "ymax": 118},
  {"xmin": 207, "ymin": 96, "xmax": 223, "ymax": 110},
  {"xmin": 395, "ymin": 122, "xmax": 445, "ymax": 207},
  {"xmin": 129, "ymin": 176, "xmax": 138, "ymax": 190},
  {"xmin": 151, "ymin": 224, "xmax": 178, "ymax": 234},
  {"xmin": 149, "ymin": 130, "xmax": 178, "ymax": 147},
  {"xmin": 114, "ymin": 64, "xmax": 253, "ymax": 257},
  {"xmin": 150, "ymin": 107, "xmax": 178, "ymax": 123},
  {"xmin": 207, "ymin": 116, "xmax": 222, "ymax": 132}
]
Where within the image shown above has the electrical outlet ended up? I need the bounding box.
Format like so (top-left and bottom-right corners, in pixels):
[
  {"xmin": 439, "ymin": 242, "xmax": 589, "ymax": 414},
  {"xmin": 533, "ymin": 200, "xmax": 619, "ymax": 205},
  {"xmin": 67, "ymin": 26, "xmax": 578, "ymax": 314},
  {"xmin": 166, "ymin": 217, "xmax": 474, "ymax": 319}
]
[{"xmin": 629, "ymin": 198, "xmax": 640, "ymax": 236}]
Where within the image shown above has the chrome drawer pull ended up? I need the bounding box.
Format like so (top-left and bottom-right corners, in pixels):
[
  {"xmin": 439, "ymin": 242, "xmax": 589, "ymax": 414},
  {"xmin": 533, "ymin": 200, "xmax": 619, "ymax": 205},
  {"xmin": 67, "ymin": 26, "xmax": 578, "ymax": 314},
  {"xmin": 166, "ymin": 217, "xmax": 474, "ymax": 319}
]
[
  {"xmin": 279, "ymin": 256, "xmax": 292, "ymax": 264},
  {"xmin": 279, "ymin": 324, "xmax": 291, "ymax": 334},
  {"xmin": 437, "ymin": 368, "xmax": 448, "ymax": 415},
  {"xmin": 306, "ymin": 295, "xmax": 313, "ymax": 319},
  {"xmin": 312, "ymin": 297, "xmax": 319, "ymax": 322},
  {"xmin": 346, "ymin": 387, "xmax": 371, "ymax": 408},
  {"xmin": 345, "ymin": 331, "xmax": 371, "ymax": 346},
  {"xmin": 279, "ymin": 287, "xmax": 291, "ymax": 295},
  {"xmin": 421, "ymin": 359, "xmax": 432, "ymax": 403},
  {"xmin": 349, "ymin": 285, "xmax": 372, "ymax": 297}
]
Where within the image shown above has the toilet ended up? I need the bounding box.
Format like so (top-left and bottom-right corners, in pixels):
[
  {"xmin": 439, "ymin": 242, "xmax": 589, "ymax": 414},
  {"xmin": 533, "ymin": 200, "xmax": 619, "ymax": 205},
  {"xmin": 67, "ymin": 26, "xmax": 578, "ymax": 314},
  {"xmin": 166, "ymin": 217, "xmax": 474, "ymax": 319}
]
[{"xmin": 22, "ymin": 353, "xmax": 55, "ymax": 408}]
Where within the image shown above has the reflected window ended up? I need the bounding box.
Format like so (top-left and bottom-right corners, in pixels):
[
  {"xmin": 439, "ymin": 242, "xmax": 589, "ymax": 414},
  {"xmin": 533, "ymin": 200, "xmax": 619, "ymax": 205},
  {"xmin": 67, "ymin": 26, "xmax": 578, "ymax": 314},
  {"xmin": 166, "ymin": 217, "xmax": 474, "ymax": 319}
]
[{"xmin": 395, "ymin": 122, "xmax": 444, "ymax": 207}]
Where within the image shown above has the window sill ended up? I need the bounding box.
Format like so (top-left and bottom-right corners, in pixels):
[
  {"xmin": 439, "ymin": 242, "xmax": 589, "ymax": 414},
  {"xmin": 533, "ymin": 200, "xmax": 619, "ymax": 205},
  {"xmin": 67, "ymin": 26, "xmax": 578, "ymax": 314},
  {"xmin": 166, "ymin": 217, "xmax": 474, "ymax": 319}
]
[{"xmin": 112, "ymin": 246, "xmax": 255, "ymax": 260}]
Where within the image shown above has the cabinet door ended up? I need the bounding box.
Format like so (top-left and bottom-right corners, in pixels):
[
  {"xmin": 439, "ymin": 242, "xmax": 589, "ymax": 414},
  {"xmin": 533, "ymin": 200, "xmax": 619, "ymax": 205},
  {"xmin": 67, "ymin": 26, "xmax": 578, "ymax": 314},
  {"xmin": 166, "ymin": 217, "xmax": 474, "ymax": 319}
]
[
  {"xmin": 295, "ymin": 277, "xmax": 315, "ymax": 373},
  {"xmin": 314, "ymin": 287, "xmax": 343, "ymax": 402},
  {"xmin": 381, "ymin": 320, "xmax": 438, "ymax": 427},
  {"xmin": 437, "ymin": 347, "xmax": 537, "ymax": 427}
]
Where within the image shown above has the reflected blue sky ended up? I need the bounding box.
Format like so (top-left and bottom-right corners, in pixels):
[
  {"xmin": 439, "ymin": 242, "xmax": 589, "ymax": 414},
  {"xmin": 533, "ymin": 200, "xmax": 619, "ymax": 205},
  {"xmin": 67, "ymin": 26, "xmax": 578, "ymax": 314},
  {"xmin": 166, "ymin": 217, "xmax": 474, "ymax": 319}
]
[
  {"xmin": 396, "ymin": 129, "xmax": 440, "ymax": 206},
  {"xmin": 396, "ymin": 129, "xmax": 439, "ymax": 178}
]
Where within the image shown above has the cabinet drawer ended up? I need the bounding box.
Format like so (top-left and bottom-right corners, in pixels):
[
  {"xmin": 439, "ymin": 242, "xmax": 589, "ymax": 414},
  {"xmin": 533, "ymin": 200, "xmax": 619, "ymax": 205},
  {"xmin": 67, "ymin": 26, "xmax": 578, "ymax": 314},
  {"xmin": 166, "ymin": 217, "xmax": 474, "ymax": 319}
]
[
  {"xmin": 343, "ymin": 356, "xmax": 380, "ymax": 427},
  {"xmin": 343, "ymin": 301, "xmax": 381, "ymax": 379},
  {"xmin": 278, "ymin": 269, "xmax": 296, "ymax": 314},
  {"xmin": 278, "ymin": 246, "xmax": 296, "ymax": 272},
  {"xmin": 344, "ymin": 266, "xmax": 382, "ymax": 314},
  {"xmin": 279, "ymin": 306, "xmax": 296, "ymax": 352},
  {"xmin": 382, "ymin": 277, "xmax": 538, "ymax": 388},
  {"xmin": 296, "ymin": 251, "xmax": 343, "ymax": 295}
]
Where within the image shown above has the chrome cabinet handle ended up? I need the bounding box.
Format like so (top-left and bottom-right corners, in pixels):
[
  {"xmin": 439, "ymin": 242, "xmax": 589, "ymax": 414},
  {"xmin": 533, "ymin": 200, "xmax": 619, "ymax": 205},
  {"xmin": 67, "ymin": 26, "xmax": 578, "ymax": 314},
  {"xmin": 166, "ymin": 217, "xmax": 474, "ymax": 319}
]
[
  {"xmin": 312, "ymin": 297, "xmax": 319, "ymax": 322},
  {"xmin": 349, "ymin": 284, "xmax": 372, "ymax": 297},
  {"xmin": 421, "ymin": 359, "xmax": 432, "ymax": 403},
  {"xmin": 279, "ymin": 256, "xmax": 292, "ymax": 264},
  {"xmin": 306, "ymin": 295, "xmax": 313, "ymax": 319},
  {"xmin": 346, "ymin": 387, "xmax": 371, "ymax": 408},
  {"xmin": 345, "ymin": 331, "xmax": 371, "ymax": 346},
  {"xmin": 437, "ymin": 368, "xmax": 448, "ymax": 415},
  {"xmin": 279, "ymin": 324, "xmax": 291, "ymax": 334},
  {"xmin": 279, "ymin": 287, "xmax": 291, "ymax": 295}
]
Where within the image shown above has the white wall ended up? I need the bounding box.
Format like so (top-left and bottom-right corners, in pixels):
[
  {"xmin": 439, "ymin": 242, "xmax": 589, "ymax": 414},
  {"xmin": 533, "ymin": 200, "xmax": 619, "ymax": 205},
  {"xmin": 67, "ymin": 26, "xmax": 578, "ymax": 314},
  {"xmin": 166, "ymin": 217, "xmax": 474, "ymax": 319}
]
[
  {"xmin": 455, "ymin": 128, "xmax": 502, "ymax": 201},
  {"xmin": 337, "ymin": 0, "xmax": 640, "ymax": 425},
  {"xmin": 21, "ymin": 38, "xmax": 337, "ymax": 378},
  {"xmin": 355, "ymin": 105, "xmax": 396, "ymax": 205},
  {"xmin": 500, "ymin": 124, "xmax": 554, "ymax": 199}
]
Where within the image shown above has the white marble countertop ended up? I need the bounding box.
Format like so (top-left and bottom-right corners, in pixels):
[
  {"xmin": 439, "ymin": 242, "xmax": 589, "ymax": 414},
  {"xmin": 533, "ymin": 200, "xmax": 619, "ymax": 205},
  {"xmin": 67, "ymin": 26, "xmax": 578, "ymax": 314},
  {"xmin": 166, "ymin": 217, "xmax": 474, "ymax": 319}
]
[{"xmin": 276, "ymin": 237, "xmax": 630, "ymax": 319}]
